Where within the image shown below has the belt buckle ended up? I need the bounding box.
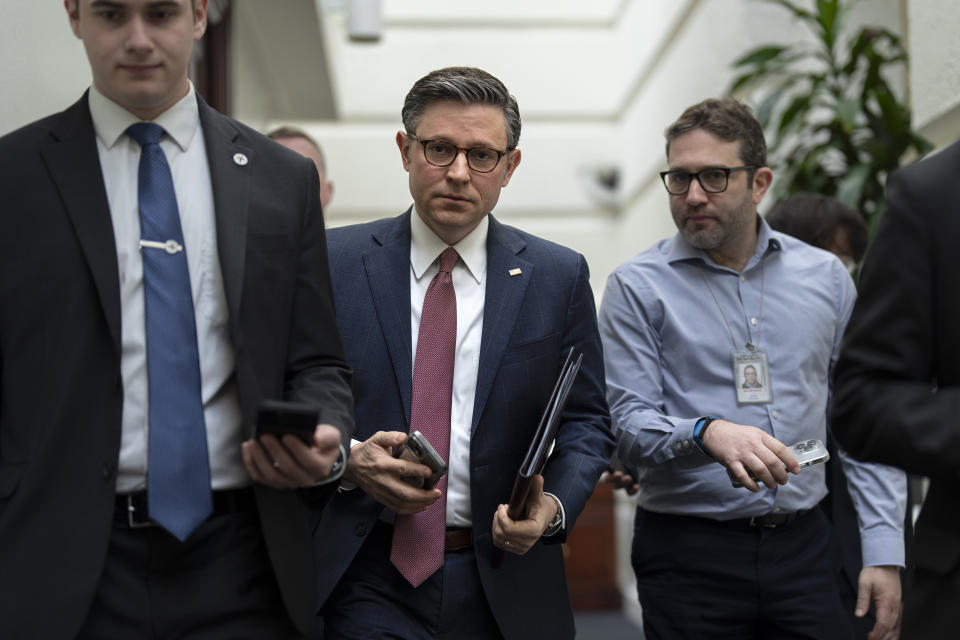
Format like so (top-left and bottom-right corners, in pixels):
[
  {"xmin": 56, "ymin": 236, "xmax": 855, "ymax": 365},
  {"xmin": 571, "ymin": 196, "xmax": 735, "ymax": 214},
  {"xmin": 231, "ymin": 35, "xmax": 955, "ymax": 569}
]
[
  {"xmin": 748, "ymin": 515, "xmax": 777, "ymax": 528},
  {"xmin": 125, "ymin": 494, "xmax": 154, "ymax": 529}
]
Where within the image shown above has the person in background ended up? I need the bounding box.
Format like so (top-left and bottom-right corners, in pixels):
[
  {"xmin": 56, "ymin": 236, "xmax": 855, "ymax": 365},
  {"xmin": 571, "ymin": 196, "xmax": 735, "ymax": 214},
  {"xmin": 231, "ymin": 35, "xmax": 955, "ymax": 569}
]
[
  {"xmin": 268, "ymin": 126, "xmax": 334, "ymax": 211},
  {"xmin": 766, "ymin": 192, "xmax": 867, "ymax": 272},
  {"xmin": 599, "ymin": 97, "xmax": 906, "ymax": 639}
]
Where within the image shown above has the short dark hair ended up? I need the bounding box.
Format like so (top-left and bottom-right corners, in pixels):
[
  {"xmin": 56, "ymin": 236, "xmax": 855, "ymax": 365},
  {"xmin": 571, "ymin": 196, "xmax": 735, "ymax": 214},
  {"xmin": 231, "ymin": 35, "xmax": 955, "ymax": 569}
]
[
  {"xmin": 266, "ymin": 126, "xmax": 327, "ymax": 174},
  {"xmin": 402, "ymin": 67, "xmax": 521, "ymax": 150},
  {"xmin": 665, "ymin": 98, "xmax": 767, "ymax": 168},
  {"xmin": 767, "ymin": 193, "xmax": 868, "ymax": 262}
]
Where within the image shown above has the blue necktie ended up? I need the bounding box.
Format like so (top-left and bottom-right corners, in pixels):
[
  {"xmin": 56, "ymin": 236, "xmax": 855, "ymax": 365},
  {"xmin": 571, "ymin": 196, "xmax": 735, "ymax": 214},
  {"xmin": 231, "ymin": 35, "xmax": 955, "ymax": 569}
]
[{"xmin": 127, "ymin": 122, "xmax": 212, "ymax": 541}]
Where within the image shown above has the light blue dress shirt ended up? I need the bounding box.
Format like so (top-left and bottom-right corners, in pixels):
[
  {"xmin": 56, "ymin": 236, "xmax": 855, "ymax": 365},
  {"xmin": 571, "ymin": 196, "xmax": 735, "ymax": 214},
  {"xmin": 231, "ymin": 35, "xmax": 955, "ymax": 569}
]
[{"xmin": 599, "ymin": 217, "xmax": 906, "ymax": 567}]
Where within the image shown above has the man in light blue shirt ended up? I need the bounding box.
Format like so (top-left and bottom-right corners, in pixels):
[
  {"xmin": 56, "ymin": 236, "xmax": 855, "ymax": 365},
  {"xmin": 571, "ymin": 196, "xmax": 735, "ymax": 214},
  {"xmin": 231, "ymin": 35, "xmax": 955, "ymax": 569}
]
[{"xmin": 599, "ymin": 97, "xmax": 906, "ymax": 639}]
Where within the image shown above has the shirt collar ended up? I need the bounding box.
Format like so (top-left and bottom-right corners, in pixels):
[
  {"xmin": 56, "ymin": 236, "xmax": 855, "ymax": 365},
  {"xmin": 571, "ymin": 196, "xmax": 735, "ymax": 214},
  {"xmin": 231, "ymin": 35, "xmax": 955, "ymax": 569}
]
[
  {"xmin": 410, "ymin": 210, "xmax": 488, "ymax": 284},
  {"xmin": 88, "ymin": 81, "xmax": 200, "ymax": 152},
  {"xmin": 665, "ymin": 214, "xmax": 783, "ymax": 269}
]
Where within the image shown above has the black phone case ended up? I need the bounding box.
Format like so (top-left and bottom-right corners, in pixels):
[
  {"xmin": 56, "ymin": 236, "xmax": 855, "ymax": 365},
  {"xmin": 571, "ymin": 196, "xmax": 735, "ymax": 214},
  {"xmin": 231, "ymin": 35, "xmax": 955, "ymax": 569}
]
[{"xmin": 255, "ymin": 400, "xmax": 318, "ymax": 444}]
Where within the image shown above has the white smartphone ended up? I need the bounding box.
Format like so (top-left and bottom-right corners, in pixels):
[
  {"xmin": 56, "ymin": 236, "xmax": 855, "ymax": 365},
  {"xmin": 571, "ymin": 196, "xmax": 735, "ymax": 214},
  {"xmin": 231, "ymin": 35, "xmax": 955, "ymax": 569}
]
[
  {"xmin": 731, "ymin": 439, "xmax": 829, "ymax": 487},
  {"xmin": 791, "ymin": 438, "xmax": 830, "ymax": 467}
]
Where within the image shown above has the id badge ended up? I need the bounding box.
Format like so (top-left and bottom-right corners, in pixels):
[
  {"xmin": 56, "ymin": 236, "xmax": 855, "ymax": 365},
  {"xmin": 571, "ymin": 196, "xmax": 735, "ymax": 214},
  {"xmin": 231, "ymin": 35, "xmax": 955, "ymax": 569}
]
[{"xmin": 733, "ymin": 350, "xmax": 772, "ymax": 404}]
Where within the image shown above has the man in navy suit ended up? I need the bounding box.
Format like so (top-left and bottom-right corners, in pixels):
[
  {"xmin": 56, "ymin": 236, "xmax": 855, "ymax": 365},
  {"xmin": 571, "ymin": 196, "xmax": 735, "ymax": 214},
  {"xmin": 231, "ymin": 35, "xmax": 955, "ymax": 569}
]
[
  {"xmin": 0, "ymin": 1, "xmax": 353, "ymax": 637},
  {"xmin": 314, "ymin": 67, "xmax": 614, "ymax": 639}
]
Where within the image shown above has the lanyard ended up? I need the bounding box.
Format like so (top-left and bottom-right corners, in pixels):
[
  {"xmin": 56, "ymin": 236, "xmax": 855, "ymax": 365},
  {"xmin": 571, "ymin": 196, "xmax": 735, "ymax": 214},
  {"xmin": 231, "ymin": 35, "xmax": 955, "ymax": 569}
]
[{"xmin": 700, "ymin": 260, "xmax": 765, "ymax": 352}]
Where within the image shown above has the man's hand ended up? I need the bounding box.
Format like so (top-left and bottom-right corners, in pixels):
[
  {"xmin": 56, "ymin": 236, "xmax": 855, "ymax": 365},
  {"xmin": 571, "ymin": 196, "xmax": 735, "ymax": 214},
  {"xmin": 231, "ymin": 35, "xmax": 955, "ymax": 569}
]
[
  {"xmin": 242, "ymin": 423, "xmax": 342, "ymax": 489},
  {"xmin": 703, "ymin": 419, "xmax": 800, "ymax": 491},
  {"xmin": 601, "ymin": 469, "xmax": 639, "ymax": 495},
  {"xmin": 344, "ymin": 431, "xmax": 441, "ymax": 515},
  {"xmin": 857, "ymin": 565, "xmax": 901, "ymax": 640},
  {"xmin": 492, "ymin": 475, "xmax": 558, "ymax": 555}
]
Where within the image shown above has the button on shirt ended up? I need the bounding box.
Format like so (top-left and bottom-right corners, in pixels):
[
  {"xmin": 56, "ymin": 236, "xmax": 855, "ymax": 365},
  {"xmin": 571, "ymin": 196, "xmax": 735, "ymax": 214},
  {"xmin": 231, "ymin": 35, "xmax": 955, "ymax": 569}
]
[
  {"xmin": 89, "ymin": 83, "xmax": 246, "ymax": 492},
  {"xmin": 598, "ymin": 218, "xmax": 906, "ymax": 567}
]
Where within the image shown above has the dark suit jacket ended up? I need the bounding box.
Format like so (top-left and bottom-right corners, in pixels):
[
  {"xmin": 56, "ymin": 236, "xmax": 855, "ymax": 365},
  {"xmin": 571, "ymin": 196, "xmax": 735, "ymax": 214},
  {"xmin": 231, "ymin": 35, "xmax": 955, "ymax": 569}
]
[
  {"xmin": 0, "ymin": 93, "xmax": 354, "ymax": 638},
  {"xmin": 314, "ymin": 211, "xmax": 614, "ymax": 639},
  {"xmin": 834, "ymin": 138, "xmax": 960, "ymax": 638}
]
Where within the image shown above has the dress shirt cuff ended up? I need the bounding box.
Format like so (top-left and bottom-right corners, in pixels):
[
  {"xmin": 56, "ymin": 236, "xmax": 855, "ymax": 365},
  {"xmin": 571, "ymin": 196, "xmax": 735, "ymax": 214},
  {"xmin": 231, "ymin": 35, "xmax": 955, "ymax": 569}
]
[
  {"xmin": 692, "ymin": 416, "xmax": 719, "ymax": 457},
  {"xmin": 663, "ymin": 417, "xmax": 702, "ymax": 462},
  {"xmin": 337, "ymin": 438, "xmax": 364, "ymax": 491},
  {"xmin": 542, "ymin": 492, "xmax": 566, "ymax": 537},
  {"xmin": 312, "ymin": 444, "xmax": 347, "ymax": 486},
  {"xmin": 618, "ymin": 415, "xmax": 704, "ymax": 467},
  {"xmin": 860, "ymin": 526, "xmax": 906, "ymax": 568}
]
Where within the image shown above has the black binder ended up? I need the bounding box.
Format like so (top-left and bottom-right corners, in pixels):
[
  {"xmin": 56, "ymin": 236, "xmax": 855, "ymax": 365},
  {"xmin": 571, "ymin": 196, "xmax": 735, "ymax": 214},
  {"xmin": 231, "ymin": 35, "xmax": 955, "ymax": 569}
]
[{"xmin": 492, "ymin": 346, "xmax": 582, "ymax": 568}]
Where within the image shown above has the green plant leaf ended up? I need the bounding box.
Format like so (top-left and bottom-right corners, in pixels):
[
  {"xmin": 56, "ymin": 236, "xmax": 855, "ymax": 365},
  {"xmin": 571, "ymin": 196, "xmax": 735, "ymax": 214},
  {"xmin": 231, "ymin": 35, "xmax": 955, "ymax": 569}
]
[
  {"xmin": 816, "ymin": 0, "xmax": 841, "ymax": 49},
  {"xmin": 739, "ymin": 0, "xmax": 927, "ymax": 238},
  {"xmin": 776, "ymin": 94, "xmax": 812, "ymax": 137},
  {"xmin": 835, "ymin": 163, "xmax": 872, "ymax": 208},
  {"xmin": 733, "ymin": 45, "xmax": 789, "ymax": 67},
  {"xmin": 836, "ymin": 97, "xmax": 859, "ymax": 131}
]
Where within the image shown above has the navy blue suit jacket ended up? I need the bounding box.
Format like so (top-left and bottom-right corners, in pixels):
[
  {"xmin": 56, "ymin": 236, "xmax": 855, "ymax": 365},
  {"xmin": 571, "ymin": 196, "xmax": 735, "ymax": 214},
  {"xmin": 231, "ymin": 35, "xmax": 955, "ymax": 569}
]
[{"xmin": 315, "ymin": 210, "xmax": 614, "ymax": 639}]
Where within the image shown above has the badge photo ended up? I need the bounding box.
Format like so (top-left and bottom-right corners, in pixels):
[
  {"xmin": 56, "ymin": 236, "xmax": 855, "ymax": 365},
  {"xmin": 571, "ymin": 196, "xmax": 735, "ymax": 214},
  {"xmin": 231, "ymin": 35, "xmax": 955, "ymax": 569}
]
[{"xmin": 733, "ymin": 351, "xmax": 772, "ymax": 404}]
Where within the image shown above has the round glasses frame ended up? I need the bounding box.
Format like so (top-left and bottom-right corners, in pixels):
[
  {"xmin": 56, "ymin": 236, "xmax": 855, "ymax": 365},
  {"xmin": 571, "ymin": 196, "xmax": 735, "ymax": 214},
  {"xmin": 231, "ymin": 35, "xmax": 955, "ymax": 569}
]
[
  {"xmin": 659, "ymin": 165, "xmax": 757, "ymax": 195},
  {"xmin": 407, "ymin": 133, "xmax": 509, "ymax": 173}
]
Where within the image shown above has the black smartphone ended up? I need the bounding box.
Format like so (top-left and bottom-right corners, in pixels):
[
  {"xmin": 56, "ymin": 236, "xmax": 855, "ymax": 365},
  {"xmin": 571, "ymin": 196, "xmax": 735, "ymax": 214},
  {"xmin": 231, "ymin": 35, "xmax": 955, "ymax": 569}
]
[
  {"xmin": 393, "ymin": 430, "xmax": 448, "ymax": 490},
  {"xmin": 255, "ymin": 400, "xmax": 318, "ymax": 445}
]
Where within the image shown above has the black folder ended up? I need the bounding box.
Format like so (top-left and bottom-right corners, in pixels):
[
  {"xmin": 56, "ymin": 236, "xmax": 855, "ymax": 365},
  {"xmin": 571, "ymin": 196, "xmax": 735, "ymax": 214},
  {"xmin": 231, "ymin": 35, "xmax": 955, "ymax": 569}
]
[{"xmin": 492, "ymin": 346, "xmax": 582, "ymax": 567}]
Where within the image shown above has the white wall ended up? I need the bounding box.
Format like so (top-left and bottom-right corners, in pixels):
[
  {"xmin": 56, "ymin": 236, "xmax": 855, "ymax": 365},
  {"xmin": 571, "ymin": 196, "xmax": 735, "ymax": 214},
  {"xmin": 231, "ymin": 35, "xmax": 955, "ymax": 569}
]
[
  {"xmin": 907, "ymin": 0, "xmax": 960, "ymax": 146},
  {"xmin": 0, "ymin": 4, "xmax": 91, "ymax": 135}
]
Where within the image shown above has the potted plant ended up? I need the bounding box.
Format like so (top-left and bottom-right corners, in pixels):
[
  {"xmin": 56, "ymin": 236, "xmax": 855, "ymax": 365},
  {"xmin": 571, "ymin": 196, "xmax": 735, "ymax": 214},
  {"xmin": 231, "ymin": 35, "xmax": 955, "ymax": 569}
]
[{"xmin": 729, "ymin": 0, "xmax": 931, "ymax": 233}]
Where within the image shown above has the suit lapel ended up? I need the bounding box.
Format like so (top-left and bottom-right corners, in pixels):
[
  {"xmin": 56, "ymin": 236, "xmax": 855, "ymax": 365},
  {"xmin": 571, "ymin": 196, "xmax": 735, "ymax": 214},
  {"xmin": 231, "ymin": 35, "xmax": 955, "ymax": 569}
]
[
  {"xmin": 41, "ymin": 95, "xmax": 122, "ymax": 354},
  {"xmin": 472, "ymin": 216, "xmax": 532, "ymax": 433},
  {"xmin": 364, "ymin": 212, "xmax": 415, "ymax": 425},
  {"xmin": 198, "ymin": 98, "xmax": 250, "ymax": 324}
]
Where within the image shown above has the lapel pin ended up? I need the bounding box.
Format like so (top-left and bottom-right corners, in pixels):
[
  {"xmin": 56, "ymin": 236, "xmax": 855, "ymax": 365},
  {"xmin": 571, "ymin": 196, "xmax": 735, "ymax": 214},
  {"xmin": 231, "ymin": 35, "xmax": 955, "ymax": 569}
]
[
  {"xmin": 233, "ymin": 152, "xmax": 248, "ymax": 166},
  {"xmin": 509, "ymin": 268, "xmax": 522, "ymax": 276}
]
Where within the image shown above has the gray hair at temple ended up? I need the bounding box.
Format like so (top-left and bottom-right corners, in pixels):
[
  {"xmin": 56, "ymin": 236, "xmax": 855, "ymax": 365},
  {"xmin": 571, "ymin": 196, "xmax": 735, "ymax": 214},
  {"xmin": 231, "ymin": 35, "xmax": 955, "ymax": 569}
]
[
  {"xmin": 665, "ymin": 97, "xmax": 767, "ymax": 170},
  {"xmin": 402, "ymin": 67, "xmax": 522, "ymax": 150}
]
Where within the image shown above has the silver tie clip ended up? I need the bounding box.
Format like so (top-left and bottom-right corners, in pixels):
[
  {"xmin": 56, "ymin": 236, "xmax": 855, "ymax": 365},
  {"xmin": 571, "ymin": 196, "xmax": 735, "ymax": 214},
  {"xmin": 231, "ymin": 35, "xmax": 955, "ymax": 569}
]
[{"xmin": 139, "ymin": 239, "xmax": 184, "ymax": 255}]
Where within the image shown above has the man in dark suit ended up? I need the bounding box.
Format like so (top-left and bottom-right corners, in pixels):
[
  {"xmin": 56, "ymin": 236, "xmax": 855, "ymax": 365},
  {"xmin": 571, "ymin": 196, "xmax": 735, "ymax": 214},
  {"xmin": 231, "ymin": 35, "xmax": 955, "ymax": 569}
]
[
  {"xmin": 834, "ymin": 139, "xmax": 960, "ymax": 638},
  {"xmin": 0, "ymin": 1, "xmax": 353, "ymax": 638},
  {"xmin": 313, "ymin": 67, "xmax": 614, "ymax": 639}
]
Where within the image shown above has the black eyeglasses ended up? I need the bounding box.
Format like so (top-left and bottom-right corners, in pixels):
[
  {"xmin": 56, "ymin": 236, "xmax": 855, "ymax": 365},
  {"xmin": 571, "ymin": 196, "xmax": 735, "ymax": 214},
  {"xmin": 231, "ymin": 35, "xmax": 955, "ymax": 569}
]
[
  {"xmin": 407, "ymin": 133, "xmax": 508, "ymax": 173},
  {"xmin": 659, "ymin": 166, "xmax": 756, "ymax": 195}
]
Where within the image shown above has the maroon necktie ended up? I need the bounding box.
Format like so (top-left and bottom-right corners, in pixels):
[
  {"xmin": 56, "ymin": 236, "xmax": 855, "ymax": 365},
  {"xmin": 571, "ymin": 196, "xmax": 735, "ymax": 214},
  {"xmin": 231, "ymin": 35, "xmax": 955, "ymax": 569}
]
[{"xmin": 390, "ymin": 247, "xmax": 459, "ymax": 587}]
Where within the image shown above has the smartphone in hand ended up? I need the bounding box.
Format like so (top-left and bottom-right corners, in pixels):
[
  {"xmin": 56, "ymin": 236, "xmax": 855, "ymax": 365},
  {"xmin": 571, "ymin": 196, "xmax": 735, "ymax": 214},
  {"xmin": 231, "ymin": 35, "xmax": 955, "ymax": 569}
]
[
  {"xmin": 393, "ymin": 431, "xmax": 447, "ymax": 489},
  {"xmin": 255, "ymin": 400, "xmax": 318, "ymax": 445},
  {"xmin": 731, "ymin": 439, "xmax": 829, "ymax": 487}
]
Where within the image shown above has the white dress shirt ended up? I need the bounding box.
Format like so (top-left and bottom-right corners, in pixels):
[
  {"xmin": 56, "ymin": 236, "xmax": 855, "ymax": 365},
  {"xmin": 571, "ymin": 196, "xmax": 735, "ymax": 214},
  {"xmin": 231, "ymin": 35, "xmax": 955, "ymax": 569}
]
[
  {"xmin": 89, "ymin": 83, "xmax": 247, "ymax": 492},
  {"xmin": 409, "ymin": 211, "xmax": 487, "ymax": 527}
]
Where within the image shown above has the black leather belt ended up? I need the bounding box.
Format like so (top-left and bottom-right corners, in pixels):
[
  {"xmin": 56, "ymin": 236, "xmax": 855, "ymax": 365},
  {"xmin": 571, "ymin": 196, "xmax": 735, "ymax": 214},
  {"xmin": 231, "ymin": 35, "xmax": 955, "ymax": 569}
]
[
  {"xmin": 114, "ymin": 488, "xmax": 256, "ymax": 528},
  {"xmin": 720, "ymin": 507, "xmax": 814, "ymax": 529},
  {"xmin": 642, "ymin": 507, "xmax": 815, "ymax": 530}
]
